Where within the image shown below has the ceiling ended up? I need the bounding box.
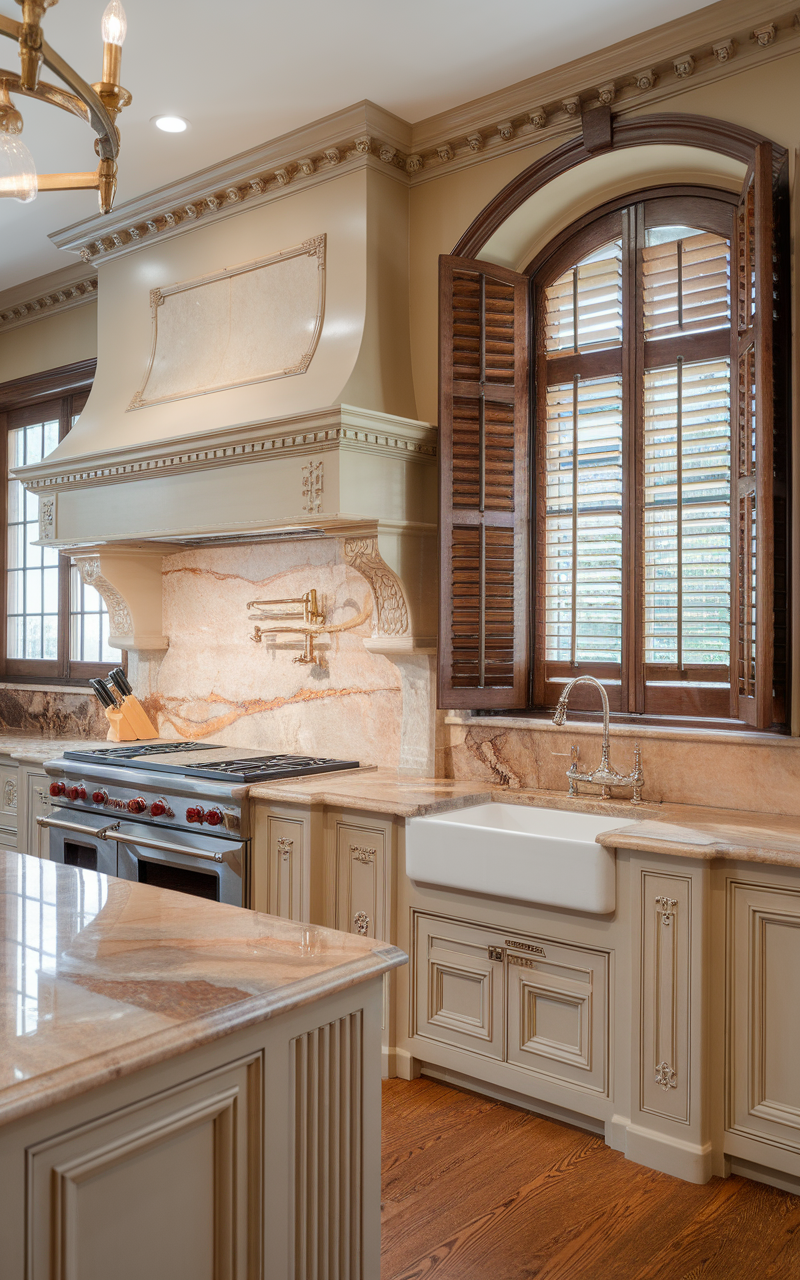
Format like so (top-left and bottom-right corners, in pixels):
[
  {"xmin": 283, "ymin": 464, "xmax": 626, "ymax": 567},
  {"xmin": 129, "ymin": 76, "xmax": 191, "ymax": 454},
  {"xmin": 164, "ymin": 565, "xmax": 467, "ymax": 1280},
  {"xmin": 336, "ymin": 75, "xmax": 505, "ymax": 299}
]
[{"xmin": 0, "ymin": 0, "xmax": 707, "ymax": 292}]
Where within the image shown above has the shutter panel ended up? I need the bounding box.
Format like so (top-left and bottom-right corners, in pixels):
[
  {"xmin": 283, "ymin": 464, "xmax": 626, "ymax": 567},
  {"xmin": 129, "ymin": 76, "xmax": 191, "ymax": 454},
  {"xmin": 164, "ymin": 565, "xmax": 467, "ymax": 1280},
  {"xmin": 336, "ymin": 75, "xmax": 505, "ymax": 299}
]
[
  {"xmin": 438, "ymin": 254, "xmax": 530, "ymax": 709},
  {"xmin": 731, "ymin": 144, "xmax": 780, "ymax": 728}
]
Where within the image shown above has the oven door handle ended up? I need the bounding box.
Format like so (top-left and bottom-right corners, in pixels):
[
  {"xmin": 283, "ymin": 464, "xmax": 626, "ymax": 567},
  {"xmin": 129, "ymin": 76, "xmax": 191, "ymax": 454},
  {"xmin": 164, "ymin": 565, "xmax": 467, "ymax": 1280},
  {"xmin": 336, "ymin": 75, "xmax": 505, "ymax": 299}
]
[
  {"xmin": 37, "ymin": 816, "xmax": 122, "ymax": 840},
  {"xmin": 105, "ymin": 828, "xmax": 226, "ymax": 864}
]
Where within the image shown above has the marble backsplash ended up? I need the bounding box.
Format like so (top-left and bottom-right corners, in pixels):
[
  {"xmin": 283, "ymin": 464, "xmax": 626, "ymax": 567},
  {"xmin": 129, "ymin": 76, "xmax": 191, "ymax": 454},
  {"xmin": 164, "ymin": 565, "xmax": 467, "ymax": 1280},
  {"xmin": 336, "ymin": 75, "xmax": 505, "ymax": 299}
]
[
  {"xmin": 0, "ymin": 685, "xmax": 109, "ymax": 739},
  {"xmin": 441, "ymin": 715, "xmax": 800, "ymax": 817},
  {"xmin": 130, "ymin": 538, "xmax": 435, "ymax": 773}
]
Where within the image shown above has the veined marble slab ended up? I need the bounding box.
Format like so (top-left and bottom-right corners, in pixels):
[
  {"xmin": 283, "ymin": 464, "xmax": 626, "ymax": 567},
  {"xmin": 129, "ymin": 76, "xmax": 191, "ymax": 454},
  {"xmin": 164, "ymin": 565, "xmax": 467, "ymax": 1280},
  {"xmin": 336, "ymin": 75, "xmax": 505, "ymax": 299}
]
[{"xmin": 0, "ymin": 852, "xmax": 405, "ymax": 1128}]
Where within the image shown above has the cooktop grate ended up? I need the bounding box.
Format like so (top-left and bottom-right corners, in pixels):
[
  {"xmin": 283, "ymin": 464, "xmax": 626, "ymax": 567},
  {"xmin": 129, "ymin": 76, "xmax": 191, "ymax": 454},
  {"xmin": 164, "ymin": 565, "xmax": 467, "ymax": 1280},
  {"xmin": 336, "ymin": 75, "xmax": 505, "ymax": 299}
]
[{"xmin": 62, "ymin": 744, "xmax": 360, "ymax": 784}]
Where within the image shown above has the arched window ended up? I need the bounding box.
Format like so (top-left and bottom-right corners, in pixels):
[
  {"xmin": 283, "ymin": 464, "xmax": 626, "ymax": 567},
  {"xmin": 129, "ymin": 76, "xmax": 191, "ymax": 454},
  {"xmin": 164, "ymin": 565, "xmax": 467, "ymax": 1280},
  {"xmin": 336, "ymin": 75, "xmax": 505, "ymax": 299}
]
[{"xmin": 439, "ymin": 131, "xmax": 789, "ymax": 731}]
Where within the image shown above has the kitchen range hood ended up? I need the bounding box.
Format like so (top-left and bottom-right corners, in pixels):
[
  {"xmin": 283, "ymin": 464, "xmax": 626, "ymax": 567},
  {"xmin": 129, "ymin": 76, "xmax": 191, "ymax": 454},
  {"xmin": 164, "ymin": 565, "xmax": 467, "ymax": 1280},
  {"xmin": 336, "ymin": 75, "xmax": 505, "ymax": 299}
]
[{"xmin": 13, "ymin": 103, "xmax": 437, "ymax": 657}]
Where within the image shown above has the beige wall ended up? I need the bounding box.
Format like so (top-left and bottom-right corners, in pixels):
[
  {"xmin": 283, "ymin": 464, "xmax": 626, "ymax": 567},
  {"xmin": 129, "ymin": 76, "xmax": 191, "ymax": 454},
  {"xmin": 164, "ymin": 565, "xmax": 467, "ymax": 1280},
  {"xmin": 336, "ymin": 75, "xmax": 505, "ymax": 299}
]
[{"xmin": 0, "ymin": 303, "xmax": 97, "ymax": 384}]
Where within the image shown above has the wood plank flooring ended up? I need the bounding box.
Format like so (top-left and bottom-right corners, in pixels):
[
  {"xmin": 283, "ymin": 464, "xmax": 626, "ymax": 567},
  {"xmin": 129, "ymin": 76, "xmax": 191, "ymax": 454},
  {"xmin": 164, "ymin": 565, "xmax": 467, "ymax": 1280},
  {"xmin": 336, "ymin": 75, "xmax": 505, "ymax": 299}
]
[{"xmin": 381, "ymin": 1078, "xmax": 800, "ymax": 1279}]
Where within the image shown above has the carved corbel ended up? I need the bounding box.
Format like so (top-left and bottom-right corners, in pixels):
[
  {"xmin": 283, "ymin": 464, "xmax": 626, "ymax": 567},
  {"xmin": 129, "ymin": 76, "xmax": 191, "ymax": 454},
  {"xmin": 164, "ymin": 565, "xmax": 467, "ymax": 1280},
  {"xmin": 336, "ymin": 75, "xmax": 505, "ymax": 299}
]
[
  {"xmin": 70, "ymin": 545, "xmax": 179, "ymax": 651},
  {"xmin": 341, "ymin": 532, "xmax": 435, "ymax": 656}
]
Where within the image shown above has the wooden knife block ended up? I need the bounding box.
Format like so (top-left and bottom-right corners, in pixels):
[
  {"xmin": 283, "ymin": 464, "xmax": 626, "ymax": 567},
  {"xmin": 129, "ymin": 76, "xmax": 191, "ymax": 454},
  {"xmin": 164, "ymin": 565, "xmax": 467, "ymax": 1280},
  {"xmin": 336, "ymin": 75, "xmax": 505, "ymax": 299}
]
[{"xmin": 104, "ymin": 695, "xmax": 159, "ymax": 742}]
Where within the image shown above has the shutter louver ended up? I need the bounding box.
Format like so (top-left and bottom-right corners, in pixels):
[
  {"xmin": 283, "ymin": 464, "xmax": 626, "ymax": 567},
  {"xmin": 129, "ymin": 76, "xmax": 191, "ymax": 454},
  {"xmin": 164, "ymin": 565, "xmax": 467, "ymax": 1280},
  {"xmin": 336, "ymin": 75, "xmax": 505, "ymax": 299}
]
[
  {"xmin": 731, "ymin": 145, "xmax": 779, "ymax": 728},
  {"xmin": 439, "ymin": 255, "xmax": 530, "ymax": 708}
]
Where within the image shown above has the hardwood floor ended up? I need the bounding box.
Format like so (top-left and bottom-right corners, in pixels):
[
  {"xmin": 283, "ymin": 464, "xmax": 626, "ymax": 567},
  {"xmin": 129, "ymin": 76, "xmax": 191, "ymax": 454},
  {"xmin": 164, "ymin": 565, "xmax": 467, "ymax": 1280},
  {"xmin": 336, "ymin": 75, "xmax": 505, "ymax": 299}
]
[{"xmin": 381, "ymin": 1078, "xmax": 800, "ymax": 1279}]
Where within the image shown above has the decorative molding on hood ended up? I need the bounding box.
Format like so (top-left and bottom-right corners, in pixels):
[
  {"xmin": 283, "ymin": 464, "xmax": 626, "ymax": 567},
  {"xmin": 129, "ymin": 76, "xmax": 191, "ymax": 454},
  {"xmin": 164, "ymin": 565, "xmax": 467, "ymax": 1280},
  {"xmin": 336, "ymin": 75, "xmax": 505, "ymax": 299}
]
[
  {"xmin": 16, "ymin": 405, "xmax": 437, "ymax": 495},
  {"xmin": 50, "ymin": 102, "xmax": 412, "ymax": 266},
  {"xmin": 46, "ymin": 1, "xmax": 797, "ymax": 268},
  {"xmin": 0, "ymin": 264, "xmax": 98, "ymax": 333}
]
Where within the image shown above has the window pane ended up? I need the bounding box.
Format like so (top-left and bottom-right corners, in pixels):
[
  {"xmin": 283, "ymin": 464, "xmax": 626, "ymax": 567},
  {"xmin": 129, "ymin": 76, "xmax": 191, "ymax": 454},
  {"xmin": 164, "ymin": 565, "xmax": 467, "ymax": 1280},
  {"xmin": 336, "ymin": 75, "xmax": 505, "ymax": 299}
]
[
  {"xmin": 6, "ymin": 416, "xmax": 62, "ymax": 663},
  {"xmin": 545, "ymin": 374, "xmax": 623, "ymax": 663},
  {"xmin": 643, "ymin": 228, "xmax": 730, "ymax": 341},
  {"xmin": 69, "ymin": 571, "xmax": 114, "ymax": 664},
  {"xmin": 644, "ymin": 358, "xmax": 731, "ymax": 668},
  {"xmin": 545, "ymin": 240, "xmax": 623, "ymax": 354}
]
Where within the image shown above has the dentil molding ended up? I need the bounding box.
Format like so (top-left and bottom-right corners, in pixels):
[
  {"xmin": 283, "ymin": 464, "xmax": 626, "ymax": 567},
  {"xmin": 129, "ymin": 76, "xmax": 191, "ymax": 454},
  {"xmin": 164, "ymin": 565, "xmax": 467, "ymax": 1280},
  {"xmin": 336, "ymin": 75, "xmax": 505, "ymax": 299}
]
[
  {"xmin": 45, "ymin": 0, "xmax": 799, "ymax": 267},
  {"xmin": 0, "ymin": 265, "xmax": 98, "ymax": 333},
  {"xmin": 15, "ymin": 405, "xmax": 437, "ymax": 495}
]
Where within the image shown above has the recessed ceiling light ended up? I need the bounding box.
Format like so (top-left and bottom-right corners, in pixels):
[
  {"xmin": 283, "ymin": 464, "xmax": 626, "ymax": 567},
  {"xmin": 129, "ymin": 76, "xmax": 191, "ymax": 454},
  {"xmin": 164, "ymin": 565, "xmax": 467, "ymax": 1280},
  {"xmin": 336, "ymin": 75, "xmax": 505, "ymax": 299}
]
[{"xmin": 153, "ymin": 115, "xmax": 189, "ymax": 133}]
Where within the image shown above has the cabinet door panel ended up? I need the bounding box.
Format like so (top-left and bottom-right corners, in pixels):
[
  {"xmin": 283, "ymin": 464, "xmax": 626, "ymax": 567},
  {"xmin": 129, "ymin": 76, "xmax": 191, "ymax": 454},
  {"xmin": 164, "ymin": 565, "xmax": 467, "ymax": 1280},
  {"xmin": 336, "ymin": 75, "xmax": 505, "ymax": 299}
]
[
  {"xmin": 335, "ymin": 821, "xmax": 387, "ymax": 940},
  {"xmin": 26, "ymin": 770, "xmax": 52, "ymax": 860},
  {"xmin": 0, "ymin": 762, "xmax": 18, "ymax": 849},
  {"xmin": 268, "ymin": 815, "xmax": 304, "ymax": 921},
  {"xmin": 506, "ymin": 941, "xmax": 608, "ymax": 1093},
  {"xmin": 639, "ymin": 871, "xmax": 691, "ymax": 1122},
  {"xmin": 27, "ymin": 1054, "xmax": 262, "ymax": 1280},
  {"xmin": 413, "ymin": 914, "xmax": 504, "ymax": 1060},
  {"xmin": 729, "ymin": 881, "xmax": 800, "ymax": 1152}
]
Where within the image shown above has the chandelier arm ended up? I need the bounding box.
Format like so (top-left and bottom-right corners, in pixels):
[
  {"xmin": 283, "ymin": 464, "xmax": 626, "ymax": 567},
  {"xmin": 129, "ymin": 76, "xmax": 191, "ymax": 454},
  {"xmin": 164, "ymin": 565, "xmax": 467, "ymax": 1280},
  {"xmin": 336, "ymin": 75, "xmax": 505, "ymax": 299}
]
[
  {"xmin": 0, "ymin": 20, "xmax": 118, "ymax": 162},
  {"xmin": 0, "ymin": 71, "xmax": 91, "ymax": 126}
]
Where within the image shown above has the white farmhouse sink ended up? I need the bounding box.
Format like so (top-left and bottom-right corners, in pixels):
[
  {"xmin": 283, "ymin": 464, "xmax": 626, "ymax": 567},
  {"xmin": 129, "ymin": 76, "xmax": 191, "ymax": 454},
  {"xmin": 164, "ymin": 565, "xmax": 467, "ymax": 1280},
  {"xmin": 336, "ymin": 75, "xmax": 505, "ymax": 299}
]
[{"xmin": 406, "ymin": 803, "xmax": 637, "ymax": 915}]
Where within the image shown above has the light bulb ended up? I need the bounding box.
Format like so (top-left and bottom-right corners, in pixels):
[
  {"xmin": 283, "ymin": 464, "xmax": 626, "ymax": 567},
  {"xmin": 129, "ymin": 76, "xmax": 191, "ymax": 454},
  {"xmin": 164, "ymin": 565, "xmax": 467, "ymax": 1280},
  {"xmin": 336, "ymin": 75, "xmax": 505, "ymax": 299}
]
[
  {"xmin": 0, "ymin": 134, "xmax": 37, "ymax": 203},
  {"xmin": 101, "ymin": 0, "xmax": 127, "ymax": 46}
]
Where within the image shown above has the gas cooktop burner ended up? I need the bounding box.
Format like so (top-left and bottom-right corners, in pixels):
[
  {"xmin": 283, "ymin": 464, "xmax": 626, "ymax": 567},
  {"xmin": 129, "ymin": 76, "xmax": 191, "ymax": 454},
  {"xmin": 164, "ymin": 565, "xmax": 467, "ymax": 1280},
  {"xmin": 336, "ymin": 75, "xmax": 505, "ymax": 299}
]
[{"xmin": 63, "ymin": 743, "xmax": 360, "ymax": 784}]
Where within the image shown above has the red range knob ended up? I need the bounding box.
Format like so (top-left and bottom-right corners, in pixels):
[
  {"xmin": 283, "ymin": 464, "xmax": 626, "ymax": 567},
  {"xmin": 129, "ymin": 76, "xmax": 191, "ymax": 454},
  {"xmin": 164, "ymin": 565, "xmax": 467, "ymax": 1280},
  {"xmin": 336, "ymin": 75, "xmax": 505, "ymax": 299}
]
[
  {"xmin": 49, "ymin": 781, "xmax": 66, "ymax": 797},
  {"xmin": 204, "ymin": 808, "xmax": 223, "ymax": 827},
  {"xmin": 186, "ymin": 805, "xmax": 205, "ymax": 824},
  {"xmin": 127, "ymin": 797, "xmax": 147, "ymax": 814},
  {"xmin": 92, "ymin": 790, "xmax": 108, "ymax": 805},
  {"xmin": 150, "ymin": 800, "xmax": 167, "ymax": 817}
]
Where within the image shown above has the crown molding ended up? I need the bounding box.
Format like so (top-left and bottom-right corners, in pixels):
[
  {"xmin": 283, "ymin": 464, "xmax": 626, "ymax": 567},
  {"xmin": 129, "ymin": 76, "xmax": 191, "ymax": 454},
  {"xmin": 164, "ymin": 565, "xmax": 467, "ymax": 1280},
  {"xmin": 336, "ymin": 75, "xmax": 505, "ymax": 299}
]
[
  {"xmin": 406, "ymin": 2, "xmax": 800, "ymax": 183},
  {"xmin": 49, "ymin": 102, "xmax": 413, "ymax": 267},
  {"xmin": 0, "ymin": 263, "xmax": 97, "ymax": 332},
  {"xmin": 45, "ymin": 1, "xmax": 799, "ymax": 269},
  {"xmin": 14, "ymin": 404, "xmax": 437, "ymax": 494}
]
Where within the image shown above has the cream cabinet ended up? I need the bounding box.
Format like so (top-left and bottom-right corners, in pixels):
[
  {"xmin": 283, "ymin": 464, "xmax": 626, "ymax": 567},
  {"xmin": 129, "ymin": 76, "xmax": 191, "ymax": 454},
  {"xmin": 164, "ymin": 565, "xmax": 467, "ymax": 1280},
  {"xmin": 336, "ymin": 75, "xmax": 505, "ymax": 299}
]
[
  {"xmin": 724, "ymin": 877, "xmax": 800, "ymax": 1178},
  {"xmin": 27, "ymin": 1054, "xmax": 261, "ymax": 1280},
  {"xmin": 18, "ymin": 765, "xmax": 51, "ymax": 859},
  {"xmin": 326, "ymin": 810, "xmax": 394, "ymax": 942},
  {"xmin": 251, "ymin": 800, "xmax": 324, "ymax": 922},
  {"xmin": 412, "ymin": 912, "xmax": 609, "ymax": 1095},
  {"xmin": 0, "ymin": 758, "xmax": 18, "ymax": 851}
]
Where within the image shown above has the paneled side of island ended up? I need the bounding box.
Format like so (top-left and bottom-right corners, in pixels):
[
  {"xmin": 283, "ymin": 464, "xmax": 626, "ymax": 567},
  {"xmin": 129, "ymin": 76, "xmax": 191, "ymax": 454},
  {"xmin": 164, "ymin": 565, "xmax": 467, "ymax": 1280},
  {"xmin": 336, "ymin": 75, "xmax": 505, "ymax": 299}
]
[{"xmin": 0, "ymin": 852, "xmax": 406, "ymax": 1280}]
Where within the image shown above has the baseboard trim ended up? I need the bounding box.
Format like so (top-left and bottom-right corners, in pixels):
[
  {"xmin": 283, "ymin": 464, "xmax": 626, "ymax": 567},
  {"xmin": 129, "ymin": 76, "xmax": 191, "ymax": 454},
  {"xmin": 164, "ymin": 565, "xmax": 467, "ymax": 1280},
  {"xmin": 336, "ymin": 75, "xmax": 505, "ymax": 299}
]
[
  {"xmin": 625, "ymin": 1122, "xmax": 713, "ymax": 1184},
  {"xmin": 419, "ymin": 1063, "xmax": 605, "ymax": 1135}
]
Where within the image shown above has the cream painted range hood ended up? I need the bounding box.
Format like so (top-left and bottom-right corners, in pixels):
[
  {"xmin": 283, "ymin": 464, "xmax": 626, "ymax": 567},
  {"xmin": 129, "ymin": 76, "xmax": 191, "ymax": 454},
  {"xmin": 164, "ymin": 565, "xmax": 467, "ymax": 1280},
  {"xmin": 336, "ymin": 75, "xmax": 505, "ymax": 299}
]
[{"xmin": 15, "ymin": 103, "xmax": 437, "ymax": 655}]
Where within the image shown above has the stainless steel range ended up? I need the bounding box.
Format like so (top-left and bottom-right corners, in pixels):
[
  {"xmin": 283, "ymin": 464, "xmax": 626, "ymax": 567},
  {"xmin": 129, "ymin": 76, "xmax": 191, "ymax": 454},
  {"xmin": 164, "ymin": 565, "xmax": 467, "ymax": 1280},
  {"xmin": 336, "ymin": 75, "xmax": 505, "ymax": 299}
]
[{"xmin": 42, "ymin": 744, "xmax": 360, "ymax": 907}]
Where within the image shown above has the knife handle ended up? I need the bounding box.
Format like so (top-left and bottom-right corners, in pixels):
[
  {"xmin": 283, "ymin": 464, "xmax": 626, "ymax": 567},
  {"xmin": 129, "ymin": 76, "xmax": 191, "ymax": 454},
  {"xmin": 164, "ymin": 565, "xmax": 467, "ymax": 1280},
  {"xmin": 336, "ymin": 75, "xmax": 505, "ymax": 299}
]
[{"xmin": 108, "ymin": 667, "xmax": 133, "ymax": 697}]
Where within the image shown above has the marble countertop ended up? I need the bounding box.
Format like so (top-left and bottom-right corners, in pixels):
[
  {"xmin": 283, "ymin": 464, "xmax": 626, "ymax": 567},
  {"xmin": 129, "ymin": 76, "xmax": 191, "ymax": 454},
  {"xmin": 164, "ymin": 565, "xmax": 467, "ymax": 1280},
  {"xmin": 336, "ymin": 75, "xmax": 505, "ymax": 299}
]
[
  {"xmin": 0, "ymin": 733, "xmax": 109, "ymax": 765},
  {"xmin": 249, "ymin": 769, "xmax": 800, "ymax": 867},
  {"xmin": 0, "ymin": 851, "xmax": 405, "ymax": 1128}
]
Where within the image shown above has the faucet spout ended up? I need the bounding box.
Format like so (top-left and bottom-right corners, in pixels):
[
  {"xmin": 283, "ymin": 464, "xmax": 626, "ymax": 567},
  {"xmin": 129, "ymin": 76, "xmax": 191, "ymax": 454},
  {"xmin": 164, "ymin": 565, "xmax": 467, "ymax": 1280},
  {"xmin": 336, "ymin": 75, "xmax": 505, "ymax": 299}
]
[{"xmin": 551, "ymin": 675, "xmax": 642, "ymax": 802}]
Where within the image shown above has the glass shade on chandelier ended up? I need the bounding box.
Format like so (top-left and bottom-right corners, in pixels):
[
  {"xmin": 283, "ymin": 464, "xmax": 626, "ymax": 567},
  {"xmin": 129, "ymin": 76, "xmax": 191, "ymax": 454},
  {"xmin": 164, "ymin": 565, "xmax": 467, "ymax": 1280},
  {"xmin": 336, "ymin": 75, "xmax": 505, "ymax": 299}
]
[
  {"xmin": 0, "ymin": 135, "xmax": 37, "ymax": 202},
  {"xmin": 0, "ymin": 0, "xmax": 130, "ymax": 214}
]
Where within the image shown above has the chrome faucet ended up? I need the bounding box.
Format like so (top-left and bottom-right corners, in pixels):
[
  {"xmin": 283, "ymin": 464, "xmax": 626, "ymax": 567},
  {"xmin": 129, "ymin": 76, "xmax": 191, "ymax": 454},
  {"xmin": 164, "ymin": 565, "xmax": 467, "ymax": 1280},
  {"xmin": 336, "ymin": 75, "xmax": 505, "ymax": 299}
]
[{"xmin": 553, "ymin": 675, "xmax": 644, "ymax": 803}]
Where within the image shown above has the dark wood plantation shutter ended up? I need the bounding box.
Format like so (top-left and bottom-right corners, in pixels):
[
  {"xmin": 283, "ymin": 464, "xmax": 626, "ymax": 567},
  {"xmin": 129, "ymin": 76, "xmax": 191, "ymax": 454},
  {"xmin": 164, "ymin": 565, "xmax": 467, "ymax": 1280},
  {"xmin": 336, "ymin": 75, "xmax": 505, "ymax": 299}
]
[
  {"xmin": 438, "ymin": 255, "xmax": 530, "ymax": 708},
  {"xmin": 731, "ymin": 144, "xmax": 786, "ymax": 728}
]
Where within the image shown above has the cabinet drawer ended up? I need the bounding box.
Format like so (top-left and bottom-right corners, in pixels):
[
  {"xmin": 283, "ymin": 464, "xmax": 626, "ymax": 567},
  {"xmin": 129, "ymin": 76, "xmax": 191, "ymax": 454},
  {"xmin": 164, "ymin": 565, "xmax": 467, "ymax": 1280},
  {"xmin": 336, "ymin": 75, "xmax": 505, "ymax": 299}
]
[
  {"xmin": 506, "ymin": 938, "xmax": 608, "ymax": 1094},
  {"xmin": 335, "ymin": 819, "xmax": 388, "ymax": 940},
  {"xmin": 413, "ymin": 914, "xmax": 504, "ymax": 1060}
]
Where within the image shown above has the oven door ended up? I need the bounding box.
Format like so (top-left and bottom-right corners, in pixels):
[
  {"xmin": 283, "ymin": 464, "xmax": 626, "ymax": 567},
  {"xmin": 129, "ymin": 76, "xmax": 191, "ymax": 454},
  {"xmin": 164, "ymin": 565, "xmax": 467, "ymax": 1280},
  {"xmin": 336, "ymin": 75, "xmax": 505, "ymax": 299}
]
[
  {"xmin": 113, "ymin": 825, "xmax": 246, "ymax": 907},
  {"xmin": 43, "ymin": 807, "xmax": 119, "ymax": 876}
]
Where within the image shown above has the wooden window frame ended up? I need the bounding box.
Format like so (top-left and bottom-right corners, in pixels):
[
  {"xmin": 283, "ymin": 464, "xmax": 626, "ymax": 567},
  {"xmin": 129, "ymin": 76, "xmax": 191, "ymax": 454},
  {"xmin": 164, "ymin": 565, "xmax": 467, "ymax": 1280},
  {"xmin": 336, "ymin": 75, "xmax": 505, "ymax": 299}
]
[
  {"xmin": 530, "ymin": 186, "xmax": 739, "ymax": 722},
  {"xmin": 440, "ymin": 114, "xmax": 791, "ymax": 732},
  {"xmin": 0, "ymin": 359, "xmax": 121, "ymax": 686}
]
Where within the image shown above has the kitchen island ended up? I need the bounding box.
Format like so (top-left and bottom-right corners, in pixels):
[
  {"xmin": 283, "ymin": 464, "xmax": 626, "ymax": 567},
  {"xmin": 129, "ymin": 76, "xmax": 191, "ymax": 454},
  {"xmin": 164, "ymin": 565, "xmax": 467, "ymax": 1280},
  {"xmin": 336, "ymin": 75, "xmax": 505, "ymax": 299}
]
[{"xmin": 0, "ymin": 850, "xmax": 405, "ymax": 1280}]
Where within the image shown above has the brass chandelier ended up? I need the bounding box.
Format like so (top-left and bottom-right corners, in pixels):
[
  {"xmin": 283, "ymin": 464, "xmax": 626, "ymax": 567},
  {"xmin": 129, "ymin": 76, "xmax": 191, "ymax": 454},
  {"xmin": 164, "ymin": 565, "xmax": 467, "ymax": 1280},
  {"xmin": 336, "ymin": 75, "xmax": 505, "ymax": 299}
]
[{"xmin": 0, "ymin": 0, "xmax": 130, "ymax": 211}]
